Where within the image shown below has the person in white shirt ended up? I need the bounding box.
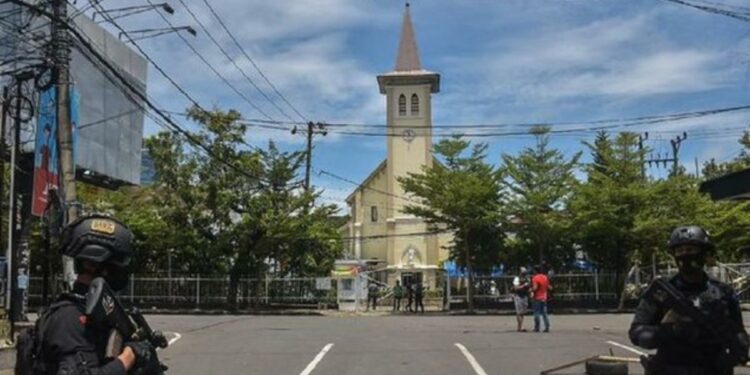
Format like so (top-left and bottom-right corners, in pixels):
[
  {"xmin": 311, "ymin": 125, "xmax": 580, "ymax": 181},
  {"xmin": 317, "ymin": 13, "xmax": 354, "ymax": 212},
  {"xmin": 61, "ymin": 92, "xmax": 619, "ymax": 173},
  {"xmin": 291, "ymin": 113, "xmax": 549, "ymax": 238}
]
[{"xmin": 512, "ymin": 267, "xmax": 531, "ymax": 332}]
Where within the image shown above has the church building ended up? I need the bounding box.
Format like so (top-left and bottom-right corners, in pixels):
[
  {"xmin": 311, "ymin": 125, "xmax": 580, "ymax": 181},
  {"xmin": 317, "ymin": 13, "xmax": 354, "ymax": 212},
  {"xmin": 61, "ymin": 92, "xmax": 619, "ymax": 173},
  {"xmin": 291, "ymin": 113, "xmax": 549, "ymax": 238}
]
[{"xmin": 342, "ymin": 4, "xmax": 453, "ymax": 288}]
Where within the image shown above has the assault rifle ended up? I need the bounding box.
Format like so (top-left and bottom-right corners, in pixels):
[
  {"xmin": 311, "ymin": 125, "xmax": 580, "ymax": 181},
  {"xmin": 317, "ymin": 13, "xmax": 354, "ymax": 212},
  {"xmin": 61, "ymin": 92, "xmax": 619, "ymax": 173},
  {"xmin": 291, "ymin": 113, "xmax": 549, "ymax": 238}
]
[
  {"xmin": 643, "ymin": 277, "xmax": 749, "ymax": 367},
  {"xmin": 86, "ymin": 277, "xmax": 169, "ymax": 373}
]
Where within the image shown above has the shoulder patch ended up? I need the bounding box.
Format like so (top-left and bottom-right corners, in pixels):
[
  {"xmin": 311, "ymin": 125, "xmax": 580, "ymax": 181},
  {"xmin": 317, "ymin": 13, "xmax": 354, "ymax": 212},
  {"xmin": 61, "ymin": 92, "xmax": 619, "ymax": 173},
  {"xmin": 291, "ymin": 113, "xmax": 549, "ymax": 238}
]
[{"xmin": 90, "ymin": 219, "xmax": 116, "ymax": 234}]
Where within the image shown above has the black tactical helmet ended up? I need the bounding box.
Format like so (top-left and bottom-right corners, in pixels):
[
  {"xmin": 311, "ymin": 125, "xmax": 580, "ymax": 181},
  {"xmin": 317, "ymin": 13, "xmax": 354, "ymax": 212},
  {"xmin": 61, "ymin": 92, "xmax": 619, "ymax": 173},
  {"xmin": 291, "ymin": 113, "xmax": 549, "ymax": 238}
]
[
  {"xmin": 60, "ymin": 214, "xmax": 133, "ymax": 268},
  {"xmin": 668, "ymin": 225, "xmax": 715, "ymax": 252}
]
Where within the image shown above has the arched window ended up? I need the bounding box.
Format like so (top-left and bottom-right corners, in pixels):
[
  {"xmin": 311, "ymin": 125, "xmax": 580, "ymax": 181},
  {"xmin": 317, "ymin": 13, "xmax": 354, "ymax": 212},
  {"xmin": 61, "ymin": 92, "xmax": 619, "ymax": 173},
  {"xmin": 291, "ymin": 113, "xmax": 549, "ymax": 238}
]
[
  {"xmin": 398, "ymin": 94, "xmax": 407, "ymax": 116},
  {"xmin": 411, "ymin": 94, "xmax": 419, "ymax": 116}
]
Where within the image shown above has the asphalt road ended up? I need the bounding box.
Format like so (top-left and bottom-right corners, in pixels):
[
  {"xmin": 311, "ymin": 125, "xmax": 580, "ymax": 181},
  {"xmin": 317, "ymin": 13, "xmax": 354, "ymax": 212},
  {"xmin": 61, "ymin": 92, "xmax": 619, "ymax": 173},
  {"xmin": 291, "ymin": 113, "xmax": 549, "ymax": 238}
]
[{"xmin": 147, "ymin": 312, "xmax": 750, "ymax": 375}]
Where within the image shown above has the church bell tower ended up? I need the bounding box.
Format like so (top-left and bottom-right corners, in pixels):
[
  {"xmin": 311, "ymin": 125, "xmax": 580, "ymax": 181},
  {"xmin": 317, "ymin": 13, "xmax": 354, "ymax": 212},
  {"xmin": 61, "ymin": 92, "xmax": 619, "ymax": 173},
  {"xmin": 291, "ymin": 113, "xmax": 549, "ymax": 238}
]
[
  {"xmin": 377, "ymin": 3, "xmax": 440, "ymax": 215},
  {"xmin": 376, "ymin": 3, "xmax": 441, "ymax": 285}
]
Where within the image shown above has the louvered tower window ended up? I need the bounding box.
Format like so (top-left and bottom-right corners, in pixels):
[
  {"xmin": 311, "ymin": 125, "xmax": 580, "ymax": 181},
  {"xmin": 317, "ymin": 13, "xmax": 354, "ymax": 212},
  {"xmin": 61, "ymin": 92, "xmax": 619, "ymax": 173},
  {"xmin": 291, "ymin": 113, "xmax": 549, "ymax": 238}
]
[{"xmin": 398, "ymin": 94, "xmax": 407, "ymax": 116}]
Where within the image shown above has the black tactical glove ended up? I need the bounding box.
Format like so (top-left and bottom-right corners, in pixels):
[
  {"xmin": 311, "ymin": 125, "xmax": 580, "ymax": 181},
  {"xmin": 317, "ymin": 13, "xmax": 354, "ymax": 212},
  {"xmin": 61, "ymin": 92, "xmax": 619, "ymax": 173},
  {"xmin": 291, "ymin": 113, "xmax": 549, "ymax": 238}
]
[
  {"xmin": 150, "ymin": 330, "xmax": 169, "ymax": 349},
  {"xmin": 125, "ymin": 340, "xmax": 163, "ymax": 374}
]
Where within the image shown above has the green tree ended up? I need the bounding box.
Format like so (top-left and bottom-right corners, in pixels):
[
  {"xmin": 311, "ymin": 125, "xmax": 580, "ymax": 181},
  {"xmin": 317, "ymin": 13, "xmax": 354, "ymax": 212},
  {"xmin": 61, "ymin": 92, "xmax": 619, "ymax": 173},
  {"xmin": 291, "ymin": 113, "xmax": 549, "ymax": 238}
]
[
  {"xmin": 140, "ymin": 106, "xmax": 342, "ymax": 307},
  {"xmin": 500, "ymin": 126, "xmax": 581, "ymax": 265},
  {"xmin": 570, "ymin": 132, "xmax": 648, "ymax": 295},
  {"xmin": 702, "ymin": 131, "xmax": 750, "ymax": 179},
  {"xmin": 398, "ymin": 137, "xmax": 505, "ymax": 312}
]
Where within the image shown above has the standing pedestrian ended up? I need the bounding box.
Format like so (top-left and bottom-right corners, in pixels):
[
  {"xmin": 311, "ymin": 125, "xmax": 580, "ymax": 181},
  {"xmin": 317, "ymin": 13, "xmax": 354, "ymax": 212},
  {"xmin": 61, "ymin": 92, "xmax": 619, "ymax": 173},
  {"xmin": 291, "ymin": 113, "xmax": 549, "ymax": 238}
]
[
  {"xmin": 512, "ymin": 267, "xmax": 531, "ymax": 332},
  {"xmin": 531, "ymin": 264, "xmax": 552, "ymax": 333},
  {"xmin": 392, "ymin": 280, "xmax": 404, "ymax": 311},
  {"xmin": 368, "ymin": 281, "xmax": 379, "ymax": 311},
  {"xmin": 414, "ymin": 282, "xmax": 425, "ymax": 313},
  {"xmin": 406, "ymin": 281, "xmax": 414, "ymax": 312}
]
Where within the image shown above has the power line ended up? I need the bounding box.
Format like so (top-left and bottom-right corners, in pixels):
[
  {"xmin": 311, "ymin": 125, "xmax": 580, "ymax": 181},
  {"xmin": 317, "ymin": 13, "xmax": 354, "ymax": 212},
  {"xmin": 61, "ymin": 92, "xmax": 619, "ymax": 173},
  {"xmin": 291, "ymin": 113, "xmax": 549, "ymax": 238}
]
[
  {"xmin": 140, "ymin": 0, "xmax": 275, "ymax": 121},
  {"xmin": 165, "ymin": 103, "xmax": 750, "ymax": 137},
  {"xmin": 87, "ymin": 0, "xmax": 203, "ymax": 110},
  {"xmin": 202, "ymin": 103, "xmax": 750, "ymax": 133},
  {"xmin": 36, "ymin": 1, "xmax": 265, "ymax": 183},
  {"xmin": 172, "ymin": 0, "xmax": 295, "ymax": 123},
  {"xmin": 200, "ymin": 0, "xmax": 309, "ymax": 123},
  {"xmin": 77, "ymin": 107, "xmax": 140, "ymax": 129},
  {"xmin": 661, "ymin": 0, "xmax": 750, "ymax": 23},
  {"xmin": 316, "ymin": 168, "xmax": 419, "ymax": 204}
]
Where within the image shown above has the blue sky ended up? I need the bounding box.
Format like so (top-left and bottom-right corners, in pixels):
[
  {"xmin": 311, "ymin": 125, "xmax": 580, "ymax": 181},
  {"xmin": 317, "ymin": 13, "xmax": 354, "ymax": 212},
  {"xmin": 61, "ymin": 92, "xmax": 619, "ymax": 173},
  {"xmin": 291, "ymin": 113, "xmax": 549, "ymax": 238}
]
[{"xmin": 99, "ymin": 0, "xmax": 750, "ymax": 209}]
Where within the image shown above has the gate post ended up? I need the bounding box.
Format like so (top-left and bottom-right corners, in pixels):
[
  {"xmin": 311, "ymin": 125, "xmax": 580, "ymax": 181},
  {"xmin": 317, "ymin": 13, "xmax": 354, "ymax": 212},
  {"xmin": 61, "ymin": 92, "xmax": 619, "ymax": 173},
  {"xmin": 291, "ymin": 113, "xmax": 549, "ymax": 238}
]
[
  {"xmin": 264, "ymin": 275, "xmax": 270, "ymax": 305},
  {"xmin": 196, "ymin": 275, "xmax": 201, "ymax": 308},
  {"xmin": 444, "ymin": 273, "xmax": 451, "ymax": 311},
  {"xmin": 594, "ymin": 270, "xmax": 599, "ymax": 301}
]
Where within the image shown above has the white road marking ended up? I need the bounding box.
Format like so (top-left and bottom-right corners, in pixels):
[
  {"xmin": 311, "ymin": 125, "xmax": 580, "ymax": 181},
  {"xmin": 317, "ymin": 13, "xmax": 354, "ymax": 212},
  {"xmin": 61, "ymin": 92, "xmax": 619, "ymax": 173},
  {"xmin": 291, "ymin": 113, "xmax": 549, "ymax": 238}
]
[
  {"xmin": 605, "ymin": 340, "xmax": 647, "ymax": 356},
  {"xmin": 455, "ymin": 343, "xmax": 489, "ymax": 375},
  {"xmin": 300, "ymin": 343, "xmax": 334, "ymax": 375},
  {"xmin": 168, "ymin": 332, "xmax": 182, "ymax": 346}
]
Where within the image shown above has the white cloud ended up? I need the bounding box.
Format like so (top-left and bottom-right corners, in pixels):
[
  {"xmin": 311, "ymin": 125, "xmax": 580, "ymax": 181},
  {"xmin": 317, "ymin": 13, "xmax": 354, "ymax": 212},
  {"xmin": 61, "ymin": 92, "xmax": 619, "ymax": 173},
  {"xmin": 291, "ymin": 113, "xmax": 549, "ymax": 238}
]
[
  {"xmin": 438, "ymin": 8, "xmax": 736, "ymax": 125},
  {"xmin": 96, "ymin": 0, "xmax": 397, "ymax": 142}
]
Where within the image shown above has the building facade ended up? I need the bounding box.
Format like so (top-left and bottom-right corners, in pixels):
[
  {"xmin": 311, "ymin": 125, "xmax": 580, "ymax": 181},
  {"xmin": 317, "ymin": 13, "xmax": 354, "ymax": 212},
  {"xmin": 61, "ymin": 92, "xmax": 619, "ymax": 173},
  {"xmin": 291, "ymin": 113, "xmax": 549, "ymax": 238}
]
[{"xmin": 343, "ymin": 4, "xmax": 453, "ymax": 287}]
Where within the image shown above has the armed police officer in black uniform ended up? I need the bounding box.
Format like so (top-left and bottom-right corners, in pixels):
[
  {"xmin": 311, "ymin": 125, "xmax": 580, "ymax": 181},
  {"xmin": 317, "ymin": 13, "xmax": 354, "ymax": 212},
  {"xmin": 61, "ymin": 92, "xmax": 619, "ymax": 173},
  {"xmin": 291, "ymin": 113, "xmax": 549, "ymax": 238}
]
[
  {"xmin": 629, "ymin": 225, "xmax": 749, "ymax": 375},
  {"xmin": 32, "ymin": 215, "xmax": 161, "ymax": 375}
]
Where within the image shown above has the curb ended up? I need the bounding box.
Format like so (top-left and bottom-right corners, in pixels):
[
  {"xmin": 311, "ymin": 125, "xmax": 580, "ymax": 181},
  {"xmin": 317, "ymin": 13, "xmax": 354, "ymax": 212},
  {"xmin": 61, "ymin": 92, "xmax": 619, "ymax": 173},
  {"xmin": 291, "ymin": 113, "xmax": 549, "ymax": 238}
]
[
  {"xmin": 133, "ymin": 308, "xmax": 635, "ymax": 316},
  {"xmin": 139, "ymin": 309, "xmax": 326, "ymax": 316}
]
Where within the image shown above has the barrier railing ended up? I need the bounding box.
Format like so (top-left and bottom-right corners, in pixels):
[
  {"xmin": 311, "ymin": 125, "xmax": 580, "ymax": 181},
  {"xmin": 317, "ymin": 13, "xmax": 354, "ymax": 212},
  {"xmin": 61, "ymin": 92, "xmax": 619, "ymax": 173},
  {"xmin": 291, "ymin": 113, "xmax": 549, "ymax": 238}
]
[
  {"xmin": 449, "ymin": 272, "xmax": 620, "ymax": 304},
  {"xmin": 27, "ymin": 275, "xmax": 337, "ymax": 309}
]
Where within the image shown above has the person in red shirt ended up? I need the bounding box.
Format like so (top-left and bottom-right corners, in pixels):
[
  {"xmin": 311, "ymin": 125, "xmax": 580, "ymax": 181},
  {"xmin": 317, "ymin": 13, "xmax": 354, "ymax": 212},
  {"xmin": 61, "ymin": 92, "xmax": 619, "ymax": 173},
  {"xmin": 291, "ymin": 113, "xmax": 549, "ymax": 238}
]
[{"xmin": 531, "ymin": 263, "xmax": 552, "ymax": 332}]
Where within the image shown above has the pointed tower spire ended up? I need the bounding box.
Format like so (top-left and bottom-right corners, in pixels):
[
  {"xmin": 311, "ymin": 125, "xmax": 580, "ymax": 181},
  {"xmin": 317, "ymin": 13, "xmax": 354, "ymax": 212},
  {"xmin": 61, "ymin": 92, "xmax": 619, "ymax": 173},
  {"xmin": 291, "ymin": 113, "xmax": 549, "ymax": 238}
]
[
  {"xmin": 394, "ymin": 3, "xmax": 421, "ymax": 72},
  {"xmin": 377, "ymin": 3, "xmax": 439, "ymax": 94}
]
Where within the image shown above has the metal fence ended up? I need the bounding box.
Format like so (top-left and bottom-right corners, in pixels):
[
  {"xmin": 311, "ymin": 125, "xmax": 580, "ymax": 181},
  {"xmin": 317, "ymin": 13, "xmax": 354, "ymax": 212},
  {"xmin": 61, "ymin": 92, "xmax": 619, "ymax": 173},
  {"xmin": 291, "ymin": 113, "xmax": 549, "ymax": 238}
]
[
  {"xmin": 449, "ymin": 272, "xmax": 619, "ymax": 305},
  {"xmin": 13, "ymin": 265, "xmax": 750, "ymax": 311},
  {"xmin": 26, "ymin": 275, "xmax": 338, "ymax": 309},
  {"xmin": 623, "ymin": 263, "xmax": 750, "ymax": 303}
]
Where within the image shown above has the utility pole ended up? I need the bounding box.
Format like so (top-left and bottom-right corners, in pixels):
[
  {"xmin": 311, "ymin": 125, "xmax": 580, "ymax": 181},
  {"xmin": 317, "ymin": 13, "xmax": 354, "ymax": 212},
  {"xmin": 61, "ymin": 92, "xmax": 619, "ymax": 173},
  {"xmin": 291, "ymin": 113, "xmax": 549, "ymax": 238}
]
[
  {"xmin": 8, "ymin": 71, "xmax": 35, "ymax": 325},
  {"xmin": 644, "ymin": 132, "xmax": 688, "ymax": 177},
  {"xmin": 6, "ymin": 79, "xmax": 22, "ymax": 323},
  {"xmin": 0, "ymin": 87, "xmax": 7, "ymax": 253},
  {"xmin": 51, "ymin": 0, "xmax": 77, "ymax": 287},
  {"xmin": 638, "ymin": 132, "xmax": 649, "ymax": 180},
  {"xmin": 669, "ymin": 132, "xmax": 688, "ymax": 176},
  {"xmin": 694, "ymin": 157, "xmax": 700, "ymax": 177},
  {"xmin": 293, "ymin": 122, "xmax": 327, "ymax": 192}
]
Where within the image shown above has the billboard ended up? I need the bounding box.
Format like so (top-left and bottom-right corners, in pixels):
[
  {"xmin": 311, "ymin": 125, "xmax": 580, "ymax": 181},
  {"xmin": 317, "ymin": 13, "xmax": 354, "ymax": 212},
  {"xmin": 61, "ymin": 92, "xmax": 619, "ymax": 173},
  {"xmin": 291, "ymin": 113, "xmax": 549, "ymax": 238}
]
[
  {"xmin": 70, "ymin": 12, "xmax": 147, "ymax": 187},
  {"xmin": 0, "ymin": 4, "xmax": 148, "ymax": 187},
  {"xmin": 31, "ymin": 87, "xmax": 79, "ymax": 217}
]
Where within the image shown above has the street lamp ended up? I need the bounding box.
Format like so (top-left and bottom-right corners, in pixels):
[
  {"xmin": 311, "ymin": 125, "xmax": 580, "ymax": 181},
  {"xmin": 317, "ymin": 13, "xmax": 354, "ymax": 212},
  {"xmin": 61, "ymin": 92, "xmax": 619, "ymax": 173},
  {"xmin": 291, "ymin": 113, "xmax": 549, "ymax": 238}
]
[
  {"xmin": 93, "ymin": 3, "xmax": 175, "ymax": 23},
  {"xmin": 119, "ymin": 26, "xmax": 197, "ymax": 43}
]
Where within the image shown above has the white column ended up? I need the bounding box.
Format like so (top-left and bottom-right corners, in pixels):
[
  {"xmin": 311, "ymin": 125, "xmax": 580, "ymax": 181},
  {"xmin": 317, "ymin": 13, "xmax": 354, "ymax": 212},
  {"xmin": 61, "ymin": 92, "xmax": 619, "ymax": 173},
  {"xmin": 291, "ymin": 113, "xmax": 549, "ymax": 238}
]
[{"xmin": 354, "ymin": 223, "xmax": 362, "ymax": 259}]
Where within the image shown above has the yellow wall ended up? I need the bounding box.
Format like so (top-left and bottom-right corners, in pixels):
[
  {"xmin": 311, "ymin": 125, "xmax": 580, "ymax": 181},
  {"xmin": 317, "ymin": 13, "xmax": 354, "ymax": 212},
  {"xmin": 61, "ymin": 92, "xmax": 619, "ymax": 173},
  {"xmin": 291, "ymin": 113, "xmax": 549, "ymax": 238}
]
[
  {"xmin": 357, "ymin": 165, "xmax": 389, "ymax": 262},
  {"xmin": 386, "ymin": 84, "xmax": 433, "ymax": 213},
  {"xmin": 342, "ymin": 74, "xmax": 454, "ymax": 286}
]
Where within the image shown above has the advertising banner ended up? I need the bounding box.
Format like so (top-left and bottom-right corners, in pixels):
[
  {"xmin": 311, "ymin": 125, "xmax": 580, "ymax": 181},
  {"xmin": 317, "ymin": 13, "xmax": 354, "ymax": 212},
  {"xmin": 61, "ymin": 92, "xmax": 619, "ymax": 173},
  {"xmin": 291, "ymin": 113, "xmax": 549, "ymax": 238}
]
[{"xmin": 32, "ymin": 87, "xmax": 79, "ymax": 217}]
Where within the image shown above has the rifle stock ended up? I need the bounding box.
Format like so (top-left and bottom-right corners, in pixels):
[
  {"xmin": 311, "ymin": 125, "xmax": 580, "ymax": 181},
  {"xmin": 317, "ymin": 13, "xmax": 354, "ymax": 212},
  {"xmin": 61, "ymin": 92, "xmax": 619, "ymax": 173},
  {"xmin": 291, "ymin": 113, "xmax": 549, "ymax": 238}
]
[{"xmin": 643, "ymin": 278, "xmax": 749, "ymax": 366}]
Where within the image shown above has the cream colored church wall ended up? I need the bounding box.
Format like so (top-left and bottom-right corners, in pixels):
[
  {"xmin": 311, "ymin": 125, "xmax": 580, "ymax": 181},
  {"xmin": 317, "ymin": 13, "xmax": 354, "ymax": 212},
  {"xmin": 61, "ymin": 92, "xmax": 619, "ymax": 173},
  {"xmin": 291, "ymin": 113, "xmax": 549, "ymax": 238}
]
[
  {"xmin": 388, "ymin": 219, "xmax": 428, "ymax": 267},
  {"xmin": 386, "ymin": 84, "xmax": 433, "ymax": 208},
  {"xmin": 438, "ymin": 232, "xmax": 454, "ymax": 264},
  {"xmin": 356, "ymin": 166, "xmax": 390, "ymax": 262}
]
